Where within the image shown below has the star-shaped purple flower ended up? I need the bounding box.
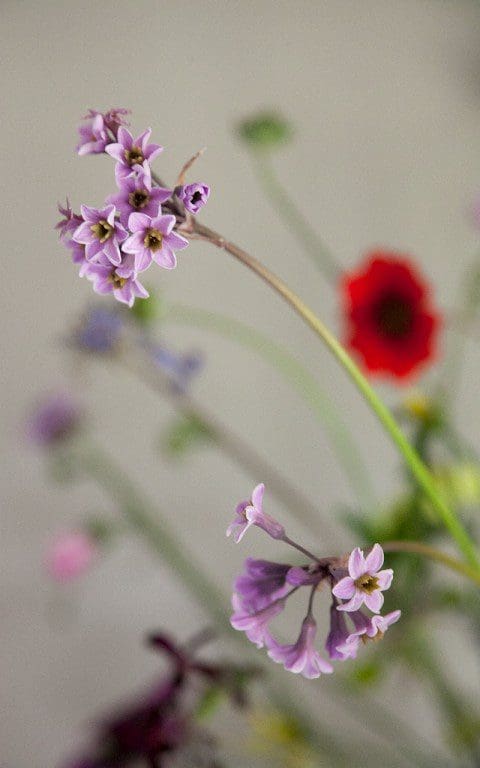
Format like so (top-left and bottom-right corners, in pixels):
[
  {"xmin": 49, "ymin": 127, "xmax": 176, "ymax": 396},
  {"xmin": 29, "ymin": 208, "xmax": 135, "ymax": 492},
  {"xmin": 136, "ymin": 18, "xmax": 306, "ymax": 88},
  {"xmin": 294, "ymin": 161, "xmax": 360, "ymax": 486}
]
[
  {"xmin": 267, "ymin": 617, "xmax": 333, "ymax": 679},
  {"xmin": 226, "ymin": 483, "xmax": 285, "ymax": 543},
  {"xmin": 176, "ymin": 183, "xmax": 210, "ymax": 214},
  {"xmin": 123, "ymin": 211, "xmax": 188, "ymax": 272},
  {"xmin": 105, "ymin": 126, "xmax": 163, "ymax": 180},
  {"xmin": 83, "ymin": 256, "xmax": 148, "ymax": 308},
  {"xmin": 107, "ymin": 162, "xmax": 172, "ymax": 227},
  {"xmin": 332, "ymin": 544, "xmax": 393, "ymax": 613},
  {"xmin": 77, "ymin": 113, "xmax": 109, "ymax": 156},
  {"xmin": 73, "ymin": 204, "xmax": 128, "ymax": 266}
]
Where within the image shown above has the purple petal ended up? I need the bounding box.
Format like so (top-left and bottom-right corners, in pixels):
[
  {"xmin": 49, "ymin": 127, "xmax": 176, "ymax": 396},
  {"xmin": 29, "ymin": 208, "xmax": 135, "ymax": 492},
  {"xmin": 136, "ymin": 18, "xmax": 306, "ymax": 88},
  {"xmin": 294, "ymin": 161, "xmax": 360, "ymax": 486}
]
[
  {"xmin": 153, "ymin": 246, "xmax": 177, "ymax": 270},
  {"xmin": 128, "ymin": 212, "xmax": 151, "ymax": 233},
  {"xmin": 165, "ymin": 230, "xmax": 189, "ymax": 250},
  {"xmin": 376, "ymin": 569, "xmax": 393, "ymax": 591},
  {"xmin": 251, "ymin": 483, "xmax": 265, "ymax": 510},
  {"xmin": 336, "ymin": 589, "xmax": 365, "ymax": 612},
  {"xmin": 105, "ymin": 143, "xmax": 125, "ymax": 163},
  {"xmin": 365, "ymin": 543, "xmax": 384, "ymax": 574},
  {"xmin": 331, "ymin": 576, "xmax": 355, "ymax": 600},
  {"xmin": 123, "ymin": 232, "xmax": 145, "ymax": 253},
  {"xmin": 348, "ymin": 547, "xmax": 366, "ymax": 579},
  {"xmin": 364, "ymin": 590, "xmax": 384, "ymax": 613},
  {"xmin": 73, "ymin": 222, "xmax": 95, "ymax": 245}
]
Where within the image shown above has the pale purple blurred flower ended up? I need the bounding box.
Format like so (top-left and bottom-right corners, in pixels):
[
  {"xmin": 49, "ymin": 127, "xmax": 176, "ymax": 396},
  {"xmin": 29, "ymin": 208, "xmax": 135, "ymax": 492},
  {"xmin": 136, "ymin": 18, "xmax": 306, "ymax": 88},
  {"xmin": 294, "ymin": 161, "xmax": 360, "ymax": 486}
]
[
  {"xmin": 77, "ymin": 113, "xmax": 109, "ymax": 156},
  {"xmin": 176, "ymin": 183, "xmax": 210, "ymax": 214},
  {"xmin": 107, "ymin": 161, "xmax": 172, "ymax": 227},
  {"xmin": 234, "ymin": 558, "xmax": 291, "ymax": 611},
  {"xmin": 267, "ymin": 616, "xmax": 333, "ymax": 678},
  {"xmin": 75, "ymin": 306, "xmax": 123, "ymax": 354},
  {"xmin": 73, "ymin": 205, "xmax": 128, "ymax": 266},
  {"xmin": 149, "ymin": 344, "xmax": 203, "ymax": 394},
  {"xmin": 83, "ymin": 258, "xmax": 149, "ymax": 308},
  {"xmin": 45, "ymin": 531, "xmax": 97, "ymax": 582},
  {"xmin": 123, "ymin": 211, "xmax": 188, "ymax": 272},
  {"xmin": 27, "ymin": 393, "xmax": 81, "ymax": 446},
  {"xmin": 332, "ymin": 544, "xmax": 393, "ymax": 613},
  {"xmin": 105, "ymin": 127, "xmax": 163, "ymax": 180},
  {"xmin": 226, "ymin": 483, "xmax": 285, "ymax": 543},
  {"xmin": 230, "ymin": 592, "xmax": 285, "ymax": 648}
]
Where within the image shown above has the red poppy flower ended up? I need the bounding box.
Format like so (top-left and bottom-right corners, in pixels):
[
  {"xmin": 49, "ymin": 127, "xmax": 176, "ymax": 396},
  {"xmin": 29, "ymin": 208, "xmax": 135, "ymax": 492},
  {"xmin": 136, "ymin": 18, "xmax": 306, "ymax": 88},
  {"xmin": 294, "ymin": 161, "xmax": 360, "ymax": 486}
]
[{"xmin": 342, "ymin": 251, "xmax": 440, "ymax": 382}]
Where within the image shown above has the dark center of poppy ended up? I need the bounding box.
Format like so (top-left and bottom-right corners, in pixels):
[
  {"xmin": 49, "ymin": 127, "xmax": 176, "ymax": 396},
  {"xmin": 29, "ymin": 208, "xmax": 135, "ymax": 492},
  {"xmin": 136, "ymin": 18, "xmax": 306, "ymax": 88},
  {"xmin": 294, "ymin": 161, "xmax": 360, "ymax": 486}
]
[
  {"xmin": 110, "ymin": 272, "xmax": 127, "ymax": 289},
  {"xmin": 354, "ymin": 574, "xmax": 379, "ymax": 594},
  {"xmin": 128, "ymin": 189, "xmax": 150, "ymax": 209},
  {"xmin": 191, "ymin": 190, "xmax": 202, "ymax": 204},
  {"xmin": 124, "ymin": 146, "xmax": 144, "ymax": 166},
  {"xmin": 144, "ymin": 228, "xmax": 163, "ymax": 252},
  {"xmin": 373, "ymin": 294, "xmax": 414, "ymax": 339},
  {"xmin": 91, "ymin": 219, "xmax": 113, "ymax": 243}
]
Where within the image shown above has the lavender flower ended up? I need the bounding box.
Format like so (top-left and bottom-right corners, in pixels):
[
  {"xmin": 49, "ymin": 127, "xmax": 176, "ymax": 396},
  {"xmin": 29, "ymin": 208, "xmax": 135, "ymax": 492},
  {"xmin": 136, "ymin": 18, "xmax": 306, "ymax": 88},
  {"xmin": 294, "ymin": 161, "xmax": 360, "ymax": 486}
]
[
  {"xmin": 123, "ymin": 211, "xmax": 188, "ymax": 271},
  {"xmin": 105, "ymin": 126, "xmax": 163, "ymax": 180},
  {"xmin": 226, "ymin": 483, "xmax": 286, "ymax": 542},
  {"xmin": 230, "ymin": 592, "xmax": 285, "ymax": 648},
  {"xmin": 149, "ymin": 343, "xmax": 203, "ymax": 394},
  {"xmin": 227, "ymin": 488, "xmax": 400, "ymax": 678},
  {"xmin": 176, "ymin": 183, "xmax": 210, "ymax": 214},
  {"xmin": 56, "ymin": 200, "xmax": 83, "ymax": 245},
  {"xmin": 332, "ymin": 544, "xmax": 393, "ymax": 613},
  {"xmin": 83, "ymin": 258, "xmax": 149, "ymax": 308},
  {"xmin": 73, "ymin": 204, "xmax": 128, "ymax": 266},
  {"xmin": 107, "ymin": 161, "xmax": 172, "ymax": 226},
  {"xmin": 268, "ymin": 617, "xmax": 333, "ymax": 679},
  {"xmin": 27, "ymin": 393, "xmax": 81, "ymax": 446},
  {"xmin": 77, "ymin": 112, "xmax": 109, "ymax": 156},
  {"xmin": 234, "ymin": 558, "xmax": 291, "ymax": 611}
]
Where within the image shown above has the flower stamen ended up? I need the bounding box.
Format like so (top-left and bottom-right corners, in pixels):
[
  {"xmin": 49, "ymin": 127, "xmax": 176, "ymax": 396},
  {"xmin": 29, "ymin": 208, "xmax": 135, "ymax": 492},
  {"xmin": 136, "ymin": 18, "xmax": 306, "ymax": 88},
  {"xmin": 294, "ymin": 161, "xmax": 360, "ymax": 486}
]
[{"xmin": 90, "ymin": 219, "xmax": 114, "ymax": 243}]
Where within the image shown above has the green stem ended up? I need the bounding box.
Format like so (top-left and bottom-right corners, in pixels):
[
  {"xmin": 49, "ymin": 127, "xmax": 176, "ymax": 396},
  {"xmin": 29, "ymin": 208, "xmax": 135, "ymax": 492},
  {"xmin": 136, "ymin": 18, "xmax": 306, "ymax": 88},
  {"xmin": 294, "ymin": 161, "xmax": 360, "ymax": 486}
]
[
  {"xmin": 252, "ymin": 150, "xmax": 342, "ymax": 284},
  {"xmin": 193, "ymin": 221, "xmax": 479, "ymax": 570},
  {"xmin": 165, "ymin": 303, "xmax": 375, "ymax": 509},
  {"xmin": 382, "ymin": 541, "xmax": 480, "ymax": 588},
  {"xmin": 78, "ymin": 441, "xmax": 229, "ymax": 626}
]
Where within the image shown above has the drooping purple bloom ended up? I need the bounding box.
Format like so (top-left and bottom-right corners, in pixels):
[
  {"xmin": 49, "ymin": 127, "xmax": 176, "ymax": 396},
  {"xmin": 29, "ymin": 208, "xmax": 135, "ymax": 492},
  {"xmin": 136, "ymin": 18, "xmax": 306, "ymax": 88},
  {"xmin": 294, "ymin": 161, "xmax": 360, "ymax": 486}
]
[
  {"xmin": 176, "ymin": 183, "xmax": 210, "ymax": 214},
  {"xmin": 75, "ymin": 306, "xmax": 123, "ymax": 353},
  {"xmin": 123, "ymin": 211, "xmax": 188, "ymax": 272},
  {"xmin": 367, "ymin": 609, "xmax": 402, "ymax": 638},
  {"xmin": 234, "ymin": 558, "xmax": 291, "ymax": 612},
  {"xmin": 105, "ymin": 126, "xmax": 163, "ymax": 180},
  {"xmin": 77, "ymin": 113, "xmax": 109, "ymax": 156},
  {"xmin": 83, "ymin": 257, "xmax": 149, "ymax": 308},
  {"xmin": 332, "ymin": 544, "xmax": 393, "ymax": 613},
  {"xmin": 267, "ymin": 616, "xmax": 333, "ymax": 678},
  {"xmin": 27, "ymin": 393, "xmax": 82, "ymax": 446},
  {"xmin": 230, "ymin": 592, "xmax": 285, "ymax": 648},
  {"xmin": 73, "ymin": 205, "xmax": 128, "ymax": 266},
  {"xmin": 286, "ymin": 566, "xmax": 323, "ymax": 587},
  {"xmin": 325, "ymin": 603, "xmax": 354, "ymax": 660},
  {"xmin": 107, "ymin": 161, "xmax": 172, "ymax": 227},
  {"xmin": 226, "ymin": 483, "xmax": 285, "ymax": 543}
]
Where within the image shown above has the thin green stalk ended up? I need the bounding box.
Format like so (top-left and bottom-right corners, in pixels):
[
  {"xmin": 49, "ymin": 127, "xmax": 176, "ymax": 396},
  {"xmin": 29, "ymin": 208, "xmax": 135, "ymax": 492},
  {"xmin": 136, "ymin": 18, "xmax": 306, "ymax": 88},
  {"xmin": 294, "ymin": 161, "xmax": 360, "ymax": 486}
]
[
  {"xmin": 251, "ymin": 150, "xmax": 342, "ymax": 284},
  {"xmin": 165, "ymin": 303, "xmax": 375, "ymax": 509},
  {"xmin": 194, "ymin": 221, "xmax": 480, "ymax": 570},
  {"xmin": 382, "ymin": 541, "xmax": 480, "ymax": 588}
]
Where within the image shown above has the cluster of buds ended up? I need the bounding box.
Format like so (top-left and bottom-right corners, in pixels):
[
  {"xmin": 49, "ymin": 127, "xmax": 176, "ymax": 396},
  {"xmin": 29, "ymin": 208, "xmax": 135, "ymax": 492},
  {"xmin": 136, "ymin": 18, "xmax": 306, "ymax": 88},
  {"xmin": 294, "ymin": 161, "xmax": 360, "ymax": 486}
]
[
  {"xmin": 56, "ymin": 108, "xmax": 210, "ymax": 307},
  {"xmin": 227, "ymin": 484, "xmax": 400, "ymax": 678}
]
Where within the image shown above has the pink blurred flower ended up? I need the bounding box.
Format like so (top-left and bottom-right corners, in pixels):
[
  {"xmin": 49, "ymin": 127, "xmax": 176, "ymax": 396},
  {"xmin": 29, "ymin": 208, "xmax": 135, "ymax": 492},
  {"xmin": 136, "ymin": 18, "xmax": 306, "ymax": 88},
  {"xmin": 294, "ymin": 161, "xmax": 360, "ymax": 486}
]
[{"xmin": 45, "ymin": 532, "xmax": 97, "ymax": 582}]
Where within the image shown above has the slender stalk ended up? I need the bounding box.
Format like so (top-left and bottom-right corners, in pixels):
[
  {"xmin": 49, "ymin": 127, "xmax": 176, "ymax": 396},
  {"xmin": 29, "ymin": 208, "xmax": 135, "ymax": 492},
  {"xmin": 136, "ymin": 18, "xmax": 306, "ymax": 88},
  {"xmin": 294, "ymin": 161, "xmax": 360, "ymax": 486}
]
[
  {"xmin": 166, "ymin": 303, "xmax": 376, "ymax": 509},
  {"xmin": 192, "ymin": 220, "xmax": 479, "ymax": 570},
  {"xmin": 116, "ymin": 342, "xmax": 339, "ymax": 543},
  {"xmin": 382, "ymin": 541, "xmax": 480, "ymax": 588},
  {"xmin": 251, "ymin": 150, "xmax": 342, "ymax": 284}
]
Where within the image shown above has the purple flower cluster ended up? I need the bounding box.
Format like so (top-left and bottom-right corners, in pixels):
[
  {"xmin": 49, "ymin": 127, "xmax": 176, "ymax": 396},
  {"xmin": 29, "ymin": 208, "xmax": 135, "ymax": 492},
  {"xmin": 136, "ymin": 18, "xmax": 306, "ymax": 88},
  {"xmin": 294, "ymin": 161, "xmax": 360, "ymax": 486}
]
[
  {"xmin": 228, "ymin": 484, "xmax": 400, "ymax": 679},
  {"xmin": 57, "ymin": 108, "xmax": 211, "ymax": 308}
]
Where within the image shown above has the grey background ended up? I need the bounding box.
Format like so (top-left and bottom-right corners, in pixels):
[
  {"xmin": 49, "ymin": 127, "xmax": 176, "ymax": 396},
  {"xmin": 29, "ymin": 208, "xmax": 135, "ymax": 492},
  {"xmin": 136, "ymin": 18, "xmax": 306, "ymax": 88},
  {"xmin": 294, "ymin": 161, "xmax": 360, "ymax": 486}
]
[{"xmin": 2, "ymin": 0, "xmax": 480, "ymax": 765}]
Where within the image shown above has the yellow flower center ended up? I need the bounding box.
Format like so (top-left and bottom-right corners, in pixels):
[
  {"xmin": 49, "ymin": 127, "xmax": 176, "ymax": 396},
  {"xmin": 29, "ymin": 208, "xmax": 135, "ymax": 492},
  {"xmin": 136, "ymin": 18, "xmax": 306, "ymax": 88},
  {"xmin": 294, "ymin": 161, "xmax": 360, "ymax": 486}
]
[
  {"xmin": 110, "ymin": 273, "xmax": 127, "ymax": 289},
  {"xmin": 354, "ymin": 574, "xmax": 379, "ymax": 594},
  {"xmin": 90, "ymin": 219, "xmax": 113, "ymax": 243},
  {"xmin": 124, "ymin": 146, "xmax": 144, "ymax": 166},
  {"xmin": 128, "ymin": 190, "xmax": 150, "ymax": 209},
  {"xmin": 144, "ymin": 228, "xmax": 163, "ymax": 252}
]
